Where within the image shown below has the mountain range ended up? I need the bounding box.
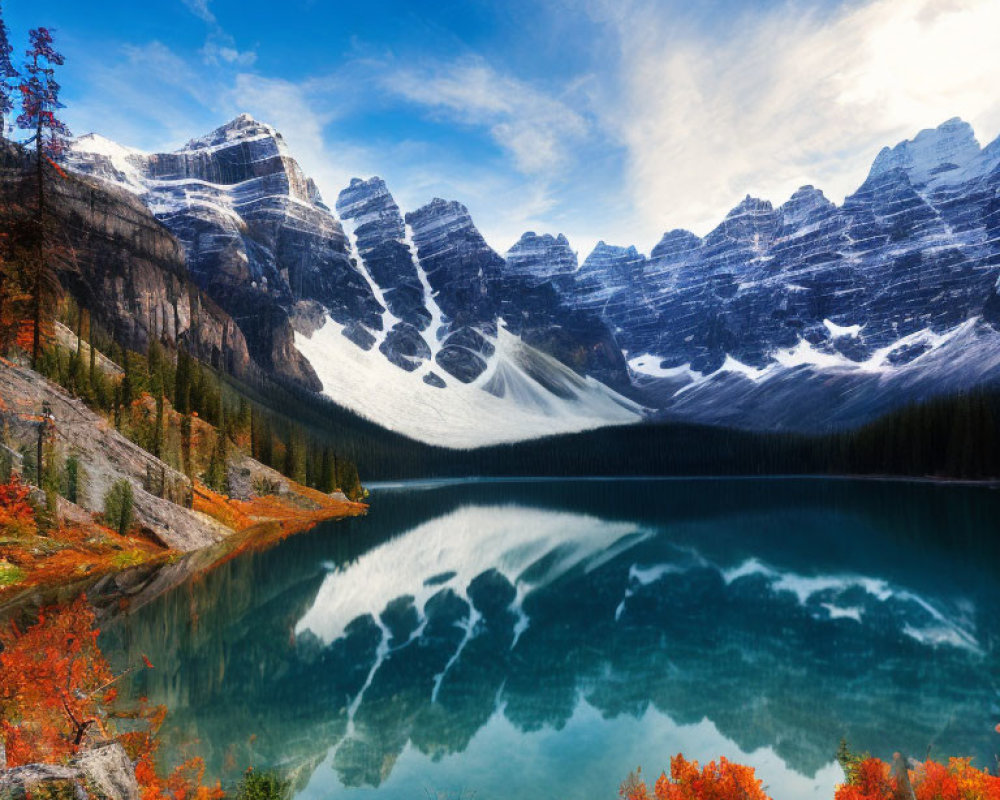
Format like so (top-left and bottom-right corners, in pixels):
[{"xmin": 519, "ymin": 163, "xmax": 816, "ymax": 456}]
[{"xmin": 66, "ymin": 114, "xmax": 1000, "ymax": 447}]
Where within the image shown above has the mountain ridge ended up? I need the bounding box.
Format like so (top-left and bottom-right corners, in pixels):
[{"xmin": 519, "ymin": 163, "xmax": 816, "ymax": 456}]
[{"xmin": 66, "ymin": 115, "xmax": 1000, "ymax": 445}]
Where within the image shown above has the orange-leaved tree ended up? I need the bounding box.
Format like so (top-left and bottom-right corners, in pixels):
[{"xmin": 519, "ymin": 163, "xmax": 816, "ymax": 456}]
[
  {"xmin": 622, "ymin": 751, "xmax": 1000, "ymax": 800},
  {"xmin": 621, "ymin": 755, "xmax": 772, "ymax": 800},
  {"xmin": 0, "ymin": 596, "xmax": 223, "ymax": 800},
  {"xmin": 0, "ymin": 473, "xmax": 37, "ymax": 537},
  {"xmin": 0, "ymin": 594, "xmax": 114, "ymax": 764},
  {"xmin": 835, "ymin": 756, "xmax": 1000, "ymax": 800}
]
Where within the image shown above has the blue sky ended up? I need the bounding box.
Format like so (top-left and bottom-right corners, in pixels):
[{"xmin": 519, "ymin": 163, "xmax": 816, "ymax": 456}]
[{"xmin": 4, "ymin": 0, "xmax": 1000, "ymax": 256}]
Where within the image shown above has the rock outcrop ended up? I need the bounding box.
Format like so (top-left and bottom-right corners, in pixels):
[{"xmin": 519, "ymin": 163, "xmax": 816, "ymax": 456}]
[
  {"xmin": 0, "ymin": 152, "xmax": 257, "ymax": 381},
  {"xmin": 0, "ymin": 742, "xmax": 138, "ymax": 800},
  {"xmin": 0, "ymin": 358, "xmax": 230, "ymax": 550}
]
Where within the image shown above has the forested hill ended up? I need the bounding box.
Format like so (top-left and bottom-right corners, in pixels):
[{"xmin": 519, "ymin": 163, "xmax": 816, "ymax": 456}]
[
  {"xmin": 0, "ymin": 140, "xmax": 364, "ymax": 501},
  {"xmin": 223, "ymin": 363, "xmax": 1000, "ymax": 482}
]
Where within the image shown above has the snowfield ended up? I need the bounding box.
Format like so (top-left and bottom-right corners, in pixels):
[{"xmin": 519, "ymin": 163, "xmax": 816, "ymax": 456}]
[{"xmin": 294, "ymin": 317, "xmax": 643, "ymax": 448}]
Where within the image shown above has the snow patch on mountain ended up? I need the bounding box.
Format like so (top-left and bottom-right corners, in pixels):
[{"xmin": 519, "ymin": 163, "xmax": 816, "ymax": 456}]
[
  {"xmin": 294, "ymin": 317, "xmax": 643, "ymax": 448},
  {"xmin": 405, "ymin": 222, "xmax": 446, "ymax": 360},
  {"xmin": 823, "ymin": 319, "xmax": 862, "ymax": 338},
  {"xmin": 341, "ymin": 215, "xmax": 399, "ymax": 349}
]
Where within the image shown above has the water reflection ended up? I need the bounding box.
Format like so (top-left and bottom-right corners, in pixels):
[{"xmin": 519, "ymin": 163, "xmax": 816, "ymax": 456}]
[{"xmin": 95, "ymin": 479, "xmax": 1000, "ymax": 800}]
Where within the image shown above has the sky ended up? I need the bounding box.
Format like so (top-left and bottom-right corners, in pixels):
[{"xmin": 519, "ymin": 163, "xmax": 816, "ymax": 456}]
[{"xmin": 4, "ymin": 0, "xmax": 1000, "ymax": 258}]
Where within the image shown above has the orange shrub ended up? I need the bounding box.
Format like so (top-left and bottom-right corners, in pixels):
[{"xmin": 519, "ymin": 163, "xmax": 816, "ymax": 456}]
[
  {"xmin": 0, "ymin": 474, "xmax": 37, "ymax": 537},
  {"xmin": 622, "ymin": 755, "xmax": 771, "ymax": 800},
  {"xmin": 624, "ymin": 753, "xmax": 1000, "ymax": 800},
  {"xmin": 0, "ymin": 598, "xmax": 223, "ymax": 799}
]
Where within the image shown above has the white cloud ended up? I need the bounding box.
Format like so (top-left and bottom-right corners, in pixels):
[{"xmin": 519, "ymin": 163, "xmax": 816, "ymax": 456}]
[
  {"xmin": 66, "ymin": 42, "xmax": 215, "ymax": 150},
  {"xmin": 179, "ymin": 0, "xmax": 258, "ymax": 69},
  {"xmin": 180, "ymin": 0, "xmax": 215, "ymax": 24},
  {"xmin": 385, "ymin": 59, "xmax": 590, "ymax": 176},
  {"xmin": 202, "ymin": 39, "xmax": 257, "ymax": 67},
  {"xmin": 597, "ymin": 0, "xmax": 1000, "ymax": 240}
]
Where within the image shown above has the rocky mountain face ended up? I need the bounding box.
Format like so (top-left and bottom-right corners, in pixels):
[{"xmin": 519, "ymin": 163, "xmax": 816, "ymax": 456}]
[
  {"xmin": 550, "ymin": 118, "xmax": 1000, "ymax": 429},
  {"xmin": 0, "ymin": 143, "xmax": 255, "ymax": 380},
  {"xmin": 66, "ymin": 116, "xmax": 1000, "ymax": 443},
  {"xmin": 66, "ymin": 115, "xmax": 379, "ymax": 389},
  {"xmin": 68, "ymin": 120, "xmax": 637, "ymax": 447}
]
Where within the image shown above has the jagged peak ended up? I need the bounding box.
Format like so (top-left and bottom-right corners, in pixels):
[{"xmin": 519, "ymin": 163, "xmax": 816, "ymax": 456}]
[
  {"xmin": 336, "ymin": 176, "xmax": 402, "ymax": 231},
  {"xmin": 512, "ymin": 231, "xmax": 571, "ymax": 247},
  {"xmin": 868, "ymin": 117, "xmax": 980, "ymax": 185},
  {"xmin": 583, "ymin": 241, "xmax": 642, "ymax": 264},
  {"xmin": 779, "ymin": 185, "xmax": 835, "ymax": 228},
  {"xmin": 345, "ymin": 175, "xmax": 389, "ymax": 191},
  {"xmin": 337, "ymin": 176, "xmax": 395, "ymax": 211},
  {"xmin": 506, "ymin": 231, "xmax": 578, "ymax": 276},
  {"xmin": 409, "ymin": 197, "xmax": 472, "ymax": 220},
  {"xmin": 650, "ymin": 229, "xmax": 701, "ymax": 261},
  {"xmin": 181, "ymin": 113, "xmax": 283, "ymax": 152},
  {"xmin": 728, "ymin": 195, "xmax": 775, "ymax": 216}
]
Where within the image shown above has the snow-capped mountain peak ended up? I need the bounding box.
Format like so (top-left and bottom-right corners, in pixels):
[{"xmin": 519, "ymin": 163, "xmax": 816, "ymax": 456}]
[
  {"xmin": 64, "ymin": 114, "xmax": 1000, "ymax": 442},
  {"xmin": 868, "ymin": 117, "xmax": 981, "ymax": 188}
]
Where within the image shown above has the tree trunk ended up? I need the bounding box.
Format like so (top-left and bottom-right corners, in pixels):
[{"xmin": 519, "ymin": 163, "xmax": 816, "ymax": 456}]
[{"xmin": 32, "ymin": 118, "xmax": 44, "ymax": 369}]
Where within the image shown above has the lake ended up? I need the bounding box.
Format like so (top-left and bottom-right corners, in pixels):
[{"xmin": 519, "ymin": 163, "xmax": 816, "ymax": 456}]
[{"xmin": 92, "ymin": 478, "xmax": 1000, "ymax": 800}]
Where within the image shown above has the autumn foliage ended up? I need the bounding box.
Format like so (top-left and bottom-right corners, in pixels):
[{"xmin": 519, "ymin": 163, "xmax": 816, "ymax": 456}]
[
  {"xmin": 0, "ymin": 595, "xmax": 113, "ymax": 765},
  {"xmin": 0, "ymin": 597, "xmax": 223, "ymax": 799},
  {"xmin": 621, "ymin": 755, "xmax": 772, "ymax": 800},
  {"xmin": 621, "ymin": 753, "xmax": 1000, "ymax": 800},
  {"xmin": 834, "ymin": 757, "xmax": 1000, "ymax": 800},
  {"xmin": 0, "ymin": 473, "xmax": 36, "ymax": 536}
]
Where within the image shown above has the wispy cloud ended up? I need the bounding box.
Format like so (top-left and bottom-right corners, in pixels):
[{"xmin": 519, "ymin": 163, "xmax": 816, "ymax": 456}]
[
  {"xmin": 179, "ymin": 0, "xmax": 257, "ymax": 68},
  {"xmin": 202, "ymin": 38, "xmax": 257, "ymax": 67},
  {"xmin": 180, "ymin": 0, "xmax": 216, "ymax": 24},
  {"xmin": 593, "ymin": 0, "xmax": 1000, "ymax": 239},
  {"xmin": 385, "ymin": 58, "xmax": 590, "ymax": 176}
]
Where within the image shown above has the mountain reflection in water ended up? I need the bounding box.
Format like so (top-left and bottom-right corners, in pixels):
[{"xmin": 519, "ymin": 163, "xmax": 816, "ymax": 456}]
[{"xmin": 95, "ymin": 479, "xmax": 1000, "ymax": 800}]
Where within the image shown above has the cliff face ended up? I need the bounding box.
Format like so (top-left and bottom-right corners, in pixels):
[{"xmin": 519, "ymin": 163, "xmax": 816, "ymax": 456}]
[
  {"xmin": 66, "ymin": 117, "xmax": 381, "ymax": 390},
  {"xmin": 0, "ymin": 147, "xmax": 274, "ymax": 384}
]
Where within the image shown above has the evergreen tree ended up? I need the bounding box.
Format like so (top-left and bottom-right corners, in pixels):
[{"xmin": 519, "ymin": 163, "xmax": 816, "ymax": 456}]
[
  {"xmin": 16, "ymin": 27, "xmax": 69, "ymax": 368},
  {"xmin": 283, "ymin": 431, "xmax": 298, "ymax": 481},
  {"xmin": 152, "ymin": 374, "xmax": 165, "ymax": 459},
  {"xmin": 120, "ymin": 350, "xmax": 134, "ymax": 409},
  {"xmin": 103, "ymin": 478, "xmax": 134, "ymax": 536},
  {"xmin": 174, "ymin": 347, "xmax": 192, "ymax": 415},
  {"xmin": 0, "ymin": 2, "xmax": 17, "ymax": 141},
  {"xmin": 320, "ymin": 447, "xmax": 334, "ymax": 493}
]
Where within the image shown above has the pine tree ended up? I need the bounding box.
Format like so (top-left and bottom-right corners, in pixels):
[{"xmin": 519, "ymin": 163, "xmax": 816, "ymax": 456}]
[
  {"xmin": 174, "ymin": 347, "xmax": 191, "ymax": 415},
  {"xmin": 120, "ymin": 350, "xmax": 134, "ymax": 409},
  {"xmin": 16, "ymin": 28, "xmax": 69, "ymax": 368},
  {"xmin": 283, "ymin": 431, "xmax": 298, "ymax": 481},
  {"xmin": 0, "ymin": 2, "xmax": 18, "ymax": 142},
  {"xmin": 320, "ymin": 447, "xmax": 334, "ymax": 493},
  {"xmin": 152, "ymin": 374, "xmax": 165, "ymax": 459}
]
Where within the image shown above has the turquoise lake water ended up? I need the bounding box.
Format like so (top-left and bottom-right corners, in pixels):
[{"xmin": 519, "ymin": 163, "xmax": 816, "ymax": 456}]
[{"xmin": 95, "ymin": 478, "xmax": 1000, "ymax": 800}]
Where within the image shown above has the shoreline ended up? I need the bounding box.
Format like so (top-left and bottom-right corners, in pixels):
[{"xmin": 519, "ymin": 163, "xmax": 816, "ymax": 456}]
[
  {"xmin": 365, "ymin": 473, "xmax": 1000, "ymax": 491},
  {"xmin": 0, "ymin": 491, "xmax": 367, "ymax": 613}
]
